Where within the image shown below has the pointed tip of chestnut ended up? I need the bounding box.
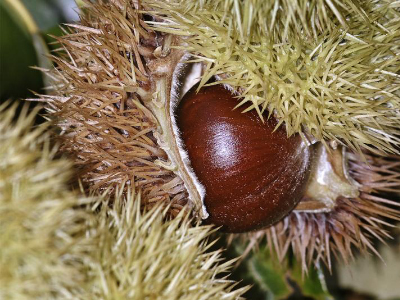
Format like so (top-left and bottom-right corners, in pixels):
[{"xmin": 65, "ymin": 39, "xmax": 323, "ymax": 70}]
[{"xmin": 176, "ymin": 84, "xmax": 313, "ymax": 233}]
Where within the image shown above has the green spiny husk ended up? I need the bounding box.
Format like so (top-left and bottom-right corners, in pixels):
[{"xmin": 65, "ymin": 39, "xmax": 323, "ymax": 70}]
[
  {"xmin": 151, "ymin": 0, "xmax": 374, "ymax": 41},
  {"xmin": 0, "ymin": 103, "xmax": 248, "ymax": 299},
  {"xmin": 145, "ymin": 0, "xmax": 400, "ymax": 154}
]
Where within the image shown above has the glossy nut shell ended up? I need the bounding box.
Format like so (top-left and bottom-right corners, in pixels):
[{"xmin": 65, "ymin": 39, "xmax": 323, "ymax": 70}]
[{"xmin": 176, "ymin": 85, "xmax": 313, "ymax": 233}]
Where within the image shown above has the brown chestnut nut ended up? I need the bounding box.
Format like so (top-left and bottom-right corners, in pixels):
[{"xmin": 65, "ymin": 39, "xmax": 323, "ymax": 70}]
[{"xmin": 176, "ymin": 84, "xmax": 313, "ymax": 233}]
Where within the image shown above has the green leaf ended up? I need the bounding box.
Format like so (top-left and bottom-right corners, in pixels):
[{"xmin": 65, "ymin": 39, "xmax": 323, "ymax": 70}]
[
  {"xmin": 230, "ymin": 243, "xmax": 292, "ymax": 300},
  {"xmin": 228, "ymin": 239, "xmax": 335, "ymax": 299},
  {"xmin": 20, "ymin": 0, "xmax": 70, "ymax": 31},
  {"xmin": 0, "ymin": 2, "xmax": 43, "ymax": 101},
  {"xmin": 0, "ymin": 0, "xmax": 54, "ymax": 101},
  {"xmin": 247, "ymin": 249, "xmax": 292, "ymax": 300},
  {"xmin": 290, "ymin": 261, "xmax": 333, "ymax": 300}
]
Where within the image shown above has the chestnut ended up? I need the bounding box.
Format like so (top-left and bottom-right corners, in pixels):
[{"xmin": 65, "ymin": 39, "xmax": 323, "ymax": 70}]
[{"xmin": 176, "ymin": 84, "xmax": 313, "ymax": 233}]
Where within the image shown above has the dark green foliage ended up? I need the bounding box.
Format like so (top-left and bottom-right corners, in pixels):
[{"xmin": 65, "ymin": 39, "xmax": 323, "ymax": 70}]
[{"xmin": 0, "ymin": 4, "xmax": 43, "ymax": 101}]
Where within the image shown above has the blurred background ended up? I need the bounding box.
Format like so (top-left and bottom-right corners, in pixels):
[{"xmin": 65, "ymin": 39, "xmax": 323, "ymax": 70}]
[
  {"xmin": 0, "ymin": 1, "xmax": 399, "ymax": 299},
  {"xmin": 0, "ymin": 0, "xmax": 78, "ymax": 102}
]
